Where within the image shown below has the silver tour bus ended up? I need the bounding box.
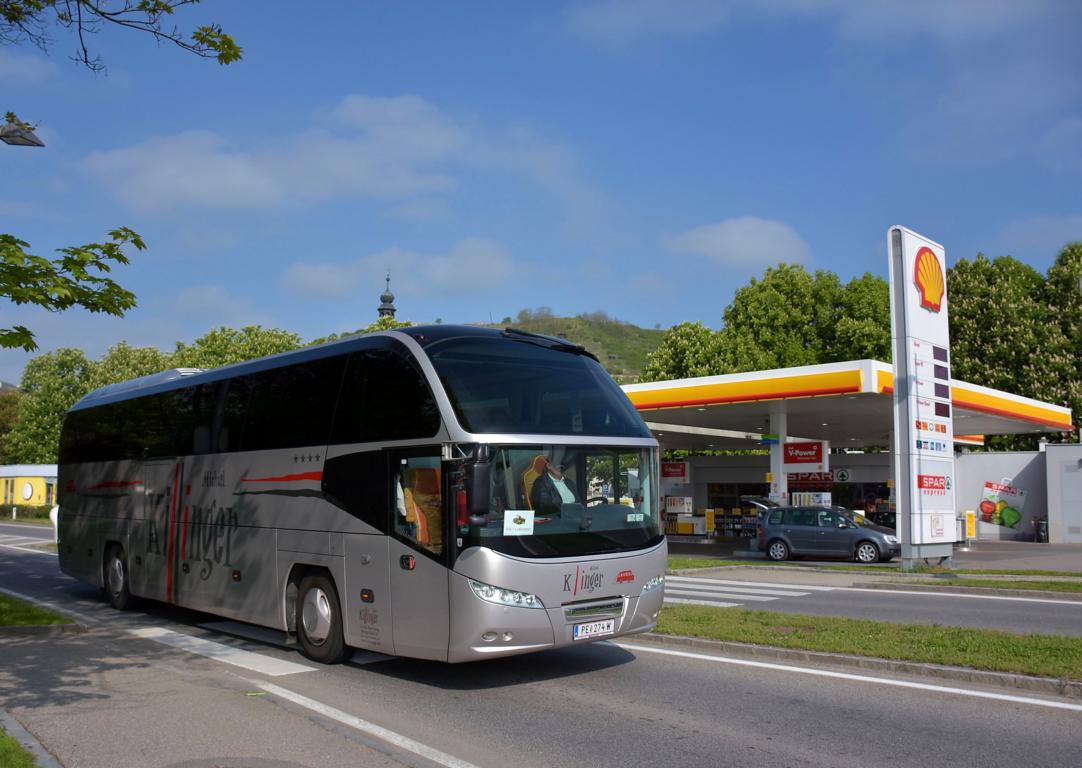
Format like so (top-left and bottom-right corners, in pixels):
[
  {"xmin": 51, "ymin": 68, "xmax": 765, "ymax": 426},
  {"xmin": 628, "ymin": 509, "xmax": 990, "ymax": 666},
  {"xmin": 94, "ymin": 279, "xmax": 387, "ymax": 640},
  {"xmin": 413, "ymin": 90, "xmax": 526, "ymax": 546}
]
[{"xmin": 57, "ymin": 327, "xmax": 666, "ymax": 663}]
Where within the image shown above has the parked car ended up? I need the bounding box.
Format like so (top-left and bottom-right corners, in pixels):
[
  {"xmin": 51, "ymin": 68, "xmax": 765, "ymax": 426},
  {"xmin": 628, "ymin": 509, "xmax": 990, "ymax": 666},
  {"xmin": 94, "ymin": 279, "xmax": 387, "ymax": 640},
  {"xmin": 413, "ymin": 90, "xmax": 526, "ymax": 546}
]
[
  {"xmin": 758, "ymin": 505, "xmax": 900, "ymax": 563},
  {"xmin": 740, "ymin": 495, "xmax": 779, "ymax": 514}
]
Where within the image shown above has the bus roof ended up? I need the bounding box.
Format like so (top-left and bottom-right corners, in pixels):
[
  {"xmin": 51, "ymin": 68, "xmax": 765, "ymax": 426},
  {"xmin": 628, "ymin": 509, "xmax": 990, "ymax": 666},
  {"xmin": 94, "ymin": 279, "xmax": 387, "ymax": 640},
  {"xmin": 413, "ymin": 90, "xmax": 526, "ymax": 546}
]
[{"xmin": 71, "ymin": 325, "xmax": 598, "ymax": 411}]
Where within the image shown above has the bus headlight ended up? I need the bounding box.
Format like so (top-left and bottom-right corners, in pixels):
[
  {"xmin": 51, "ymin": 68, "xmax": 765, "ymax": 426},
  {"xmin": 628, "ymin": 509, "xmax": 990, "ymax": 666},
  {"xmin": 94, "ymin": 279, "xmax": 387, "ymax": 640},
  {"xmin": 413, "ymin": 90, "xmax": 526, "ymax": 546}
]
[
  {"xmin": 640, "ymin": 575, "xmax": 664, "ymax": 595},
  {"xmin": 468, "ymin": 578, "xmax": 545, "ymax": 609}
]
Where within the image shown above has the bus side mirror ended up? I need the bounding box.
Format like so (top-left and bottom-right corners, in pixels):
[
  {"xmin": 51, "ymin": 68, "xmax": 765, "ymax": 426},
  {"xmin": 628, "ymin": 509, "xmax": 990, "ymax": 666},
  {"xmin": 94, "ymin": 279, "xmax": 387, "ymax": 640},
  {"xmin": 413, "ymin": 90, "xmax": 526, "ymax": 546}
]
[{"xmin": 466, "ymin": 462, "xmax": 491, "ymax": 514}]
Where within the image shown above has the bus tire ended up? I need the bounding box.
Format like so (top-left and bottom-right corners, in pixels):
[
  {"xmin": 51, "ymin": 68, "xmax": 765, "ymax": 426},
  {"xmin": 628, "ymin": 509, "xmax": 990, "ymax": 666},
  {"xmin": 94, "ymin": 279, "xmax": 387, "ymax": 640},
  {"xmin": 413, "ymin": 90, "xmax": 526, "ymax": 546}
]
[
  {"xmin": 104, "ymin": 545, "xmax": 134, "ymax": 610},
  {"xmin": 296, "ymin": 573, "xmax": 347, "ymax": 664}
]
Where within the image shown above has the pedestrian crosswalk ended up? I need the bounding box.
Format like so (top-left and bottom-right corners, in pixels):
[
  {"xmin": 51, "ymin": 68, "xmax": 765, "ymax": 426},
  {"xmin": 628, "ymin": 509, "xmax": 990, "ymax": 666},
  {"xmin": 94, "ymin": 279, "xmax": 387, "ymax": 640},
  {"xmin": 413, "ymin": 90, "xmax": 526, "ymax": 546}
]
[
  {"xmin": 664, "ymin": 575, "xmax": 835, "ymax": 609},
  {"xmin": 0, "ymin": 534, "xmax": 52, "ymax": 552}
]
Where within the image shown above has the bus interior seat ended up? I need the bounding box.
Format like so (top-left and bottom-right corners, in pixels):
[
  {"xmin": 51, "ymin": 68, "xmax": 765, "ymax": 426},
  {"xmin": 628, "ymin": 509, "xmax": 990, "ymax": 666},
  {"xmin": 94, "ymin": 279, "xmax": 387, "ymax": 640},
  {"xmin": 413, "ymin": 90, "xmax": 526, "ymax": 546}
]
[
  {"xmin": 520, "ymin": 454, "xmax": 547, "ymax": 510},
  {"xmin": 412, "ymin": 467, "xmax": 441, "ymax": 495}
]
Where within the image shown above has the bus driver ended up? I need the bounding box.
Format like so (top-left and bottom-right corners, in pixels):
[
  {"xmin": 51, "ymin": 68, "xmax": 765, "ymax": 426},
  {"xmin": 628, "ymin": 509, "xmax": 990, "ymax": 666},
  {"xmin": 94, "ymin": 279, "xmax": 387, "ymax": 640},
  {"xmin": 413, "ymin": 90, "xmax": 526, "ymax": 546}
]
[{"xmin": 530, "ymin": 448, "xmax": 579, "ymax": 514}]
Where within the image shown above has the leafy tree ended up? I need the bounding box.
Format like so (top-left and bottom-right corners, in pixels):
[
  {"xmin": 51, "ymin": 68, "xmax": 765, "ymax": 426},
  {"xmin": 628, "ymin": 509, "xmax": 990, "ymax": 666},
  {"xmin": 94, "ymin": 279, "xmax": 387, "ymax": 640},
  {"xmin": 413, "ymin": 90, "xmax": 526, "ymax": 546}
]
[
  {"xmin": 715, "ymin": 265, "xmax": 844, "ymax": 372},
  {"xmin": 641, "ymin": 266, "xmax": 891, "ymax": 382},
  {"xmin": 832, "ymin": 272, "xmax": 891, "ymax": 362},
  {"xmin": 1, "ymin": 229, "xmax": 144, "ymax": 351},
  {"xmin": 2, "ymin": 1, "xmax": 239, "ymax": 351},
  {"xmin": 1042, "ymin": 242, "xmax": 1082, "ymax": 435},
  {"xmin": 947, "ymin": 254, "xmax": 1073, "ymax": 449},
  {"xmin": 0, "ymin": 387, "xmax": 21, "ymax": 462},
  {"xmin": 3, "ymin": 348, "xmax": 93, "ymax": 463},
  {"xmin": 84, "ymin": 341, "xmax": 173, "ymax": 392},
  {"xmin": 640, "ymin": 321, "xmax": 723, "ymax": 381},
  {"xmin": 172, "ymin": 326, "xmax": 303, "ymax": 370}
]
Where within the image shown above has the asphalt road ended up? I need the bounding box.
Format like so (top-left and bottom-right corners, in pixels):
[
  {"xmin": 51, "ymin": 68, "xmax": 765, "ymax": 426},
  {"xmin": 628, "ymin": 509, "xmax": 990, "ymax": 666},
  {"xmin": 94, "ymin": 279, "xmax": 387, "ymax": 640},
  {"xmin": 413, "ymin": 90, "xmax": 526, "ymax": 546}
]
[
  {"xmin": 665, "ymin": 571, "xmax": 1082, "ymax": 636},
  {"xmin": 1, "ymin": 543, "xmax": 1081, "ymax": 768}
]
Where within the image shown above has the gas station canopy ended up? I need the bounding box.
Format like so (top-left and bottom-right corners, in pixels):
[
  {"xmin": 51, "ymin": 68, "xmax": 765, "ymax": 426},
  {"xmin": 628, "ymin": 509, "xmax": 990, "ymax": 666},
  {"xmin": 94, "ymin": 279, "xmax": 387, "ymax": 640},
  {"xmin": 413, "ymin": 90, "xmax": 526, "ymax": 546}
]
[{"xmin": 622, "ymin": 359, "xmax": 1073, "ymax": 452}]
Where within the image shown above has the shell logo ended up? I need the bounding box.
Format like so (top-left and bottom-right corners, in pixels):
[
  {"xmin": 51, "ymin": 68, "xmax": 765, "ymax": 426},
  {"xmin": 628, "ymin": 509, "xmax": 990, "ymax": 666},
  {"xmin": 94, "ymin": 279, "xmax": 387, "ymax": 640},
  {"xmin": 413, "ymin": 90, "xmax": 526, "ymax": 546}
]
[{"xmin": 914, "ymin": 247, "xmax": 944, "ymax": 312}]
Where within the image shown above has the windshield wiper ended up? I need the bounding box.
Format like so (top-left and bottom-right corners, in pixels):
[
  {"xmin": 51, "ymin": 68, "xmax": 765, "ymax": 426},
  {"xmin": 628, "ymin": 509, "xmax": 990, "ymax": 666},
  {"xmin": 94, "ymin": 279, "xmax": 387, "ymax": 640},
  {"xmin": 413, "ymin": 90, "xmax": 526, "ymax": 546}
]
[{"xmin": 502, "ymin": 327, "xmax": 599, "ymax": 361}]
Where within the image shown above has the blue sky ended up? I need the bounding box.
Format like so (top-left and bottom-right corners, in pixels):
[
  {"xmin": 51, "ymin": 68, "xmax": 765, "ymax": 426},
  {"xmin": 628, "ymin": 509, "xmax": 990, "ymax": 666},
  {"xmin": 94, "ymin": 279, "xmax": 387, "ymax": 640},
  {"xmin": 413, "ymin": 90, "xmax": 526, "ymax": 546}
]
[{"xmin": 3, "ymin": 0, "xmax": 1081, "ymax": 383}]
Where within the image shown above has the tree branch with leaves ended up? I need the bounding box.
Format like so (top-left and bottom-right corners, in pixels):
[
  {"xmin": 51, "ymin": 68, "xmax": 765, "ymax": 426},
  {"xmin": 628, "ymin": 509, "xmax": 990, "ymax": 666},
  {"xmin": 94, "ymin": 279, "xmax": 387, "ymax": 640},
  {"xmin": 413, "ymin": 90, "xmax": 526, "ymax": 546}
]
[
  {"xmin": 1, "ymin": 228, "xmax": 144, "ymax": 351},
  {"xmin": 1, "ymin": 0, "xmax": 240, "ymax": 71}
]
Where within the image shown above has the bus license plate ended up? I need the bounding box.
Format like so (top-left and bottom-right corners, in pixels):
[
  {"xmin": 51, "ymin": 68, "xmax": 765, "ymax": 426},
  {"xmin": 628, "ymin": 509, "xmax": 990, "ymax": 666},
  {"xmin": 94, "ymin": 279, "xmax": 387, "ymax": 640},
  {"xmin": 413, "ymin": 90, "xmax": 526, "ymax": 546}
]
[{"xmin": 573, "ymin": 619, "xmax": 615, "ymax": 640}]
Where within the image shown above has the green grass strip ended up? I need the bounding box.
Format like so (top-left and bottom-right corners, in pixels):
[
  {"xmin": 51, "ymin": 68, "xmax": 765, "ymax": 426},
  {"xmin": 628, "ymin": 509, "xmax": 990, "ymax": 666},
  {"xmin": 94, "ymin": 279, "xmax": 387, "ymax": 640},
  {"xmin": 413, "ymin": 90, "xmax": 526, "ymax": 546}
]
[
  {"xmin": 0, "ymin": 725, "xmax": 38, "ymax": 768},
  {"xmin": 655, "ymin": 605, "xmax": 1082, "ymax": 680},
  {"xmin": 898, "ymin": 579, "xmax": 1082, "ymax": 593},
  {"xmin": 0, "ymin": 594, "xmax": 72, "ymax": 627}
]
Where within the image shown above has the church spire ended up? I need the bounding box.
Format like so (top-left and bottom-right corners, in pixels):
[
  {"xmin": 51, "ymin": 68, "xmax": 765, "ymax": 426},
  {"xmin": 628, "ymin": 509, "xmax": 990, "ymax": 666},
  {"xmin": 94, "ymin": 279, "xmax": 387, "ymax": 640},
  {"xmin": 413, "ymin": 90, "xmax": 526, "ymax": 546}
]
[{"xmin": 378, "ymin": 272, "xmax": 396, "ymax": 318}]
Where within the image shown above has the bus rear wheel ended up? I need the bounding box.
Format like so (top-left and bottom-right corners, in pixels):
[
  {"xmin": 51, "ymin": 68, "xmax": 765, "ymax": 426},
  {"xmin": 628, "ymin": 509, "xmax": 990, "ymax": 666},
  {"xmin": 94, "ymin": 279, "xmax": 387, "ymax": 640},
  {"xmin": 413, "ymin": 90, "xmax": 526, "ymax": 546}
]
[
  {"xmin": 296, "ymin": 573, "xmax": 348, "ymax": 664},
  {"xmin": 104, "ymin": 545, "xmax": 134, "ymax": 610}
]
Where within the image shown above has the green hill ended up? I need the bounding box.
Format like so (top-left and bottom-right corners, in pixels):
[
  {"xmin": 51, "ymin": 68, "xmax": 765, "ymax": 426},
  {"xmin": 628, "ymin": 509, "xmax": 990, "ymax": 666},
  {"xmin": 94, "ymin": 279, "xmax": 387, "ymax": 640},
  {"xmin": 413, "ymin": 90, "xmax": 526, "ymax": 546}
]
[{"xmin": 485, "ymin": 309, "xmax": 665, "ymax": 383}]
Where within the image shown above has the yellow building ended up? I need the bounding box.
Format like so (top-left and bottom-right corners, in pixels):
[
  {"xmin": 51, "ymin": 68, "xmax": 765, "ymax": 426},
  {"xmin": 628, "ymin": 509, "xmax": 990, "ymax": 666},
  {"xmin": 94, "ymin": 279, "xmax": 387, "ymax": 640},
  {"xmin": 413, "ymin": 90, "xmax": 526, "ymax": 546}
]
[{"xmin": 0, "ymin": 464, "xmax": 58, "ymax": 507}]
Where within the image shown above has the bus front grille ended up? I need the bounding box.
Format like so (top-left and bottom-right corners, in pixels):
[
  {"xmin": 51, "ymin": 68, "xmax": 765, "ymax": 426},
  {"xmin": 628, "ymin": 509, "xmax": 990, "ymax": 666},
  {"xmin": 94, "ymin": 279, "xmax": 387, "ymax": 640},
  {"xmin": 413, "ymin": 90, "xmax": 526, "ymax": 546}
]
[{"xmin": 563, "ymin": 600, "xmax": 624, "ymax": 620}]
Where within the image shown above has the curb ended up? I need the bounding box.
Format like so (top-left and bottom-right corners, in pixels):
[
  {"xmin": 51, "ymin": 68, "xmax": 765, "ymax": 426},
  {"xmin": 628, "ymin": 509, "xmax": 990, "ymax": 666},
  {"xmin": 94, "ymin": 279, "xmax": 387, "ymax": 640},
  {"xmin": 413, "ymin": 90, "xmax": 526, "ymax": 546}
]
[
  {"xmin": 639, "ymin": 632, "xmax": 1082, "ymax": 699},
  {"xmin": 852, "ymin": 582, "xmax": 1082, "ymax": 601},
  {"xmin": 0, "ymin": 623, "xmax": 85, "ymax": 638},
  {"xmin": 0, "ymin": 710, "xmax": 64, "ymax": 768}
]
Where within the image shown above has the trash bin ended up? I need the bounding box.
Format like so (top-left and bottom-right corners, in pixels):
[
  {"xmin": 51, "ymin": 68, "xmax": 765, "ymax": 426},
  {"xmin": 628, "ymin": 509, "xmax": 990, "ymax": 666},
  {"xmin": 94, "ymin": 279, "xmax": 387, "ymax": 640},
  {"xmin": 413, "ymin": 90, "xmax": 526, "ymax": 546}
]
[{"xmin": 1033, "ymin": 518, "xmax": 1049, "ymax": 543}]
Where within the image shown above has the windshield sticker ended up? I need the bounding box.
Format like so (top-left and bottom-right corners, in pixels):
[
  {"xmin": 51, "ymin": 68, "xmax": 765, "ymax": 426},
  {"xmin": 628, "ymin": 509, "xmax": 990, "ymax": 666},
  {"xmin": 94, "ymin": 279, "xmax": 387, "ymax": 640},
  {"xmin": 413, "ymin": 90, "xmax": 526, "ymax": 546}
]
[
  {"xmin": 626, "ymin": 512, "xmax": 644, "ymax": 523},
  {"xmin": 503, "ymin": 509, "xmax": 535, "ymax": 536}
]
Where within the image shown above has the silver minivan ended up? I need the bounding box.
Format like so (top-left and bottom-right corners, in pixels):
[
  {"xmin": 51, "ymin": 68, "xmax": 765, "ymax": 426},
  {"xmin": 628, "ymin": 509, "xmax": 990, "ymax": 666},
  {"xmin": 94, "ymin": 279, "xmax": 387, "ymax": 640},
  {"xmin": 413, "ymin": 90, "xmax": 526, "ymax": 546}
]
[{"xmin": 758, "ymin": 506, "xmax": 900, "ymax": 563}]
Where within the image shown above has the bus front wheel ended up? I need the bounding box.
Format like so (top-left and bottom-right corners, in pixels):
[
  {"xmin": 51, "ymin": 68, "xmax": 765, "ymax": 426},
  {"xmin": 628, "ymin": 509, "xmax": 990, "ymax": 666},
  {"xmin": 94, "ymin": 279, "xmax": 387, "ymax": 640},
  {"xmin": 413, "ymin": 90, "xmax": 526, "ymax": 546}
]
[
  {"xmin": 104, "ymin": 545, "xmax": 134, "ymax": 610},
  {"xmin": 296, "ymin": 573, "xmax": 348, "ymax": 664}
]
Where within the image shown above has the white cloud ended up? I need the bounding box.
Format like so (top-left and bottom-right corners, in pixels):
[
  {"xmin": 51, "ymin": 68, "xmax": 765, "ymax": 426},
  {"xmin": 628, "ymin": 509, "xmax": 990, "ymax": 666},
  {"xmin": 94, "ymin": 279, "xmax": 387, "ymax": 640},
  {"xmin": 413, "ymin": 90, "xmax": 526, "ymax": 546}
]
[
  {"xmin": 83, "ymin": 131, "xmax": 283, "ymax": 211},
  {"xmin": 0, "ymin": 49, "xmax": 59, "ymax": 86},
  {"xmin": 79, "ymin": 94, "xmax": 608, "ymax": 222},
  {"xmin": 670, "ymin": 216, "xmax": 810, "ymax": 267},
  {"xmin": 997, "ymin": 214, "xmax": 1082, "ymax": 262},
  {"xmin": 282, "ymin": 237, "xmax": 517, "ymax": 301}
]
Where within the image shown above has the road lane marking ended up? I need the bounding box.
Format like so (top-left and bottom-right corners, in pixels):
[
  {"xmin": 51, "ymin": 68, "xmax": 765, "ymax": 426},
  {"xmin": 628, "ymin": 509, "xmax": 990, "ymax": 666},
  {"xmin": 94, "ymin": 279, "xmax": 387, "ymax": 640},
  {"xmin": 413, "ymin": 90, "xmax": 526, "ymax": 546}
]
[
  {"xmin": 255, "ymin": 681, "xmax": 482, "ymax": 768},
  {"xmin": 664, "ymin": 597, "xmax": 741, "ymax": 608},
  {"xmin": 0, "ymin": 542, "xmax": 56, "ymax": 556},
  {"xmin": 129, "ymin": 626, "xmax": 314, "ymax": 677},
  {"xmin": 617, "ymin": 642, "xmax": 1082, "ymax": 713},
  {"xmin": 665, "ymin": 589, "xmax": 780, "ymax": 602}
]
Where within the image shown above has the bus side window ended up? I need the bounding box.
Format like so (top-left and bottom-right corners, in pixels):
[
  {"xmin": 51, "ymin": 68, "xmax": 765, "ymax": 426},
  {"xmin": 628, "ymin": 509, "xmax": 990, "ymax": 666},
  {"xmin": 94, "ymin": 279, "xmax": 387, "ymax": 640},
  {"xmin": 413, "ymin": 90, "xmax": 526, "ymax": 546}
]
[{"xmin": 394, "ymin": 456, "xmax": 443, "ymax": 556}]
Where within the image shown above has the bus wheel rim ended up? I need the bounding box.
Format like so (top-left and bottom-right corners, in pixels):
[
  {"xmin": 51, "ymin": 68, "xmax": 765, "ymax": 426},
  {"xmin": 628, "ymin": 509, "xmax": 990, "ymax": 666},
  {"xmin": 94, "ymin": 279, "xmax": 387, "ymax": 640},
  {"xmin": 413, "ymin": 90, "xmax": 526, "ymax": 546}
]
[
  {"xmin": 108, "ymin": 558, "xmax": 124, "ymax": 594},
  {"xmin": 302, "ymin": 588, "xmax": 332, "ymax": 644}
]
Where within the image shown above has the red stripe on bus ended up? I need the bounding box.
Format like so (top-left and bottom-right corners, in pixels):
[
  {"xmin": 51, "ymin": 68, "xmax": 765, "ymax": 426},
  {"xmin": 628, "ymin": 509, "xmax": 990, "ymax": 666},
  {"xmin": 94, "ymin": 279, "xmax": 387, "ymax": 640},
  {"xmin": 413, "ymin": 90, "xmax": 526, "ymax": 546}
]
[
  {"xmin": 166, "ymin": 463, "xmax": 180, "ymax": 604},
  {"xmin": 240, "ymin": 471, "xmax": 323, "ymax": 483},
  {"xmin": 181, "ymin": 505, "xmax": 189, "ymax": 561},
  {"xmin": 88, "ymin": 480, "xmax": 144, "ymax": 490}
]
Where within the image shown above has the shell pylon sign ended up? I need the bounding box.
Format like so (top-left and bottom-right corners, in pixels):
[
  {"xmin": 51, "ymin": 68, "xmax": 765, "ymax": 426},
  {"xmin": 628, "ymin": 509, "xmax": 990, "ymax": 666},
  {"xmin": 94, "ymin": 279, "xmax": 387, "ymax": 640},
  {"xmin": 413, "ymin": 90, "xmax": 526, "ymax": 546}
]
[{"xmin": 889, "ymin": 226, "xmax": 957, "ymax": 559}]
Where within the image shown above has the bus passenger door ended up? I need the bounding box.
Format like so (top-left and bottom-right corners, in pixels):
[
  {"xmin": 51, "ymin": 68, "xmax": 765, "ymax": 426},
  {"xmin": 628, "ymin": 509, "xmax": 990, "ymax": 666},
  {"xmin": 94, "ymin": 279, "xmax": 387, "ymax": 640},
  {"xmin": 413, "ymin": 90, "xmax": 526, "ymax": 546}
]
[
  {"xmin": 389, "ymin": 452, "xmax": 450, "ymax": 661},
  {"xmin": 135, "ymin": 462, "xmax": 179, "ymax": 601}
]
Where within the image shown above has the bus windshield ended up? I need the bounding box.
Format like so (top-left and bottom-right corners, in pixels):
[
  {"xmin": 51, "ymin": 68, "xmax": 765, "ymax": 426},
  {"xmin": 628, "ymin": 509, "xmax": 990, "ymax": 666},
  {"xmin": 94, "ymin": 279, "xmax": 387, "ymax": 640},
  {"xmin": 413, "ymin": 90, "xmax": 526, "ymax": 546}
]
[
  {"xmin": 424, "ymin": 336, "xmax": 650, "ymax": 437},
  {"xmin": 460, "ymin": 444, "xmax": 660, "ymax": 558}
]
